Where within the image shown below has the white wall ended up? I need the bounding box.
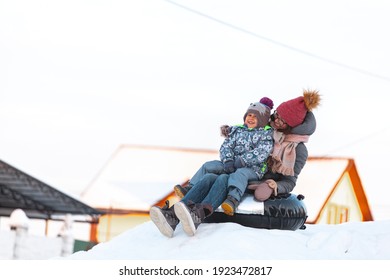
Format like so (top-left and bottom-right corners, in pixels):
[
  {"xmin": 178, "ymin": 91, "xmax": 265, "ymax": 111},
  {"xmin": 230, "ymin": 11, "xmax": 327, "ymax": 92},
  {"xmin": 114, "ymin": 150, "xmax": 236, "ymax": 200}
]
[
  {"xmin": 0, "ymin": 216, "xmax": 91, "ymax": 241},
  {"xmin": 0, "ymin": 229, "xmax": 62, "ymax": 260}
]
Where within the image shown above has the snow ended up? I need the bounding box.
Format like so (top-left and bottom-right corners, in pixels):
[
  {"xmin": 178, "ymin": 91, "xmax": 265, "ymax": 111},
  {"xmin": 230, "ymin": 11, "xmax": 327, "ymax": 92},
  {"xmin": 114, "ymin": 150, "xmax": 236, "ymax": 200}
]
[
  {"xmin": 62, "ymin": 220, "xmax": 390, "ymax": 260},
  {"xmin": 0, "ymin": 230, "xmax": 63, "ymax": 260},
  {"xmin": 82, "ymin": 146, "xmax": 218, "ymax": 211},
  {"xmin": 8, "ymin": 209, "xmax": 29, "ymax": 229},
  {"xmin": 1, "ymin": 219, "xmax": 389, "ymax": 279}
]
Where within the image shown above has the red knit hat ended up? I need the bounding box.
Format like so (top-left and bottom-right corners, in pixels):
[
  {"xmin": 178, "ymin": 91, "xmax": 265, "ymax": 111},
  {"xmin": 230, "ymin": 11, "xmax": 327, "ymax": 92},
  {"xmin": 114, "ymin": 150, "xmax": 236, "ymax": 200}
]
[{"xmin": 276, "ymin": 90, "xmax": 321, "ymax": 127}]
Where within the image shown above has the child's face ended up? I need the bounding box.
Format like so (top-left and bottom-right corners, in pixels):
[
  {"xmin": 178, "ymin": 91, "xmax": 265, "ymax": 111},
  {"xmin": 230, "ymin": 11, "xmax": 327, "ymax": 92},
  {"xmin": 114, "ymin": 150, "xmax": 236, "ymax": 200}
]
[{"xmin": 245, "ymin": 113, "xmax": 258, "ymax": 129}]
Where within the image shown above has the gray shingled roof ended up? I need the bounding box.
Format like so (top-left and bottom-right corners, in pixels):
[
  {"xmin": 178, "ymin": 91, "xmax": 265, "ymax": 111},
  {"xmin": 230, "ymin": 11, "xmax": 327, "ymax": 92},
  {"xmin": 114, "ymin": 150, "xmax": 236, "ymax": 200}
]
[{"xmin": 0, "ymin": 159, "xmax": 102, "ymax": 222}]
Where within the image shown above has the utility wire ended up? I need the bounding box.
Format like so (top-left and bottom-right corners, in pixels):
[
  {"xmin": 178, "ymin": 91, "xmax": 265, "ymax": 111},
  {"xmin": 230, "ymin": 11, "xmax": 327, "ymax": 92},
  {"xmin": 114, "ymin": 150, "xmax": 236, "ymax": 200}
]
[
  {"xmin": 164, "ymin": 0, "xmax": 390, "ymax": 83},
  {"xmin": 163, "ymin": 0, "xmax": 390, "ymax": 156}
]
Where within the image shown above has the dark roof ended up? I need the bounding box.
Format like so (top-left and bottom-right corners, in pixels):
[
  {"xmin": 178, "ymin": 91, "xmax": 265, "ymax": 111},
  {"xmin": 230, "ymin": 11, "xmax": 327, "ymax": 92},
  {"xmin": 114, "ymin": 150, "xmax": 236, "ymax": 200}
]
[{"xmin": 0, "ymin": 159, "xmax": 102, "ymax": 222}]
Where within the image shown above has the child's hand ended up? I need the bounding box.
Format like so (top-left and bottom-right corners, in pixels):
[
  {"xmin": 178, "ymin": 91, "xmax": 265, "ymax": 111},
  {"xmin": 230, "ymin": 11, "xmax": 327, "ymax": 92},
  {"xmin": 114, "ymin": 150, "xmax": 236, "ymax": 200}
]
[
  {"xmin": 234, "ymin": 156, "xmax": 246, "ymax": 169},
  {"xmin": 223, "ymin": 160, "xmax": 235, "ymax": 174},
  {"xmin": 220, "ymin": 125, "xmax": 230, "ymax": 138}
]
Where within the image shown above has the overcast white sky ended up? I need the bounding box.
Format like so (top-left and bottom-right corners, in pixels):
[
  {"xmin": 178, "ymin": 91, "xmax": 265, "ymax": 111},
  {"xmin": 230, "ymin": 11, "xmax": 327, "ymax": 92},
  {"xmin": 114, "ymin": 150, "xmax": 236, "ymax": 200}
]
[{"xmin": 1, "ymin": 0, "xmax": 390, "ymax": 219}]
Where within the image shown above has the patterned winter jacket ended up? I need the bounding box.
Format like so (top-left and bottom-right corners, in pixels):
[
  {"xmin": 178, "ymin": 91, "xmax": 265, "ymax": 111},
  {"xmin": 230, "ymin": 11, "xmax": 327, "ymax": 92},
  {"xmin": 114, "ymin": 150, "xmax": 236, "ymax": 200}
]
[{"xmin": 219, "ymin": 124, "xmax": 274, "ymax": 179}]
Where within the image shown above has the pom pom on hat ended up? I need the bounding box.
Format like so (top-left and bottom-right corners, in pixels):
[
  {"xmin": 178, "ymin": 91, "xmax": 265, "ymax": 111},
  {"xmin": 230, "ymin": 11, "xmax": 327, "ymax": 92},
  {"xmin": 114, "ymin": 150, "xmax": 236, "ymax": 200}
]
[
  {"xmin": 276, "ymin": 89, "xmax": 321, "ymax": 128},
  {"xmin": 260, "ymin": 97, "xmax": 274, "ymax": 110}
]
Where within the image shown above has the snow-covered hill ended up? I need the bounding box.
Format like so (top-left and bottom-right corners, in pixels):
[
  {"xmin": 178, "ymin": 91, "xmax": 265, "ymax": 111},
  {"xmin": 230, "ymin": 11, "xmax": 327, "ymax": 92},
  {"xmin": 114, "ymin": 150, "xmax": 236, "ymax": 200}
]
[{"xmin": 63, "ymin": 220, "xmax": 390, "ymax": 260}]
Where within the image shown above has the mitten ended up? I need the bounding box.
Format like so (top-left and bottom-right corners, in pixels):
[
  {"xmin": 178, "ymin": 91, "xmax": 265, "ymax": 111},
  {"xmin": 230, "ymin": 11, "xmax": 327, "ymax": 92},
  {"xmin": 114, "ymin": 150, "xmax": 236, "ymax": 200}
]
[
  {"xmin": 234, "ymin": 156, "xmax": 246, "ymax": 169},
  {"xmin": 220, "ymin": 125, "xmax": 231, "ymax": 138},
  {"xmin": 265, "ymin": 179, "xmax": 278, "ymax": 196},
  {"xmin": 223, "ymin": 159, "xmax": 235, "ymax": 174},
  {"xmin": 251, "ymin": 182, "xmax": 273, "ymax": 202}
]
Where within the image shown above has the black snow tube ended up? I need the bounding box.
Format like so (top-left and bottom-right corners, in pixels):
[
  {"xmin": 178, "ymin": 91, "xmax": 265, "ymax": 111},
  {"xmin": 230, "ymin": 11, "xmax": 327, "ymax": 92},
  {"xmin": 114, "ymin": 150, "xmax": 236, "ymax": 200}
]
[{"xmin": 204, "ymin": 193, "xmax": 308, "ymax": 231}]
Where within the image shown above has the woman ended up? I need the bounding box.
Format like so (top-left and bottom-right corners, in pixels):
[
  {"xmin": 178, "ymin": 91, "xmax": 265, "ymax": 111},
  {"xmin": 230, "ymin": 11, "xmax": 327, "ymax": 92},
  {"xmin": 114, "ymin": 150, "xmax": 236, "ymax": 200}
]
[{"xmin": 248, "ymin": 89, "xmax": 321, "ymax": 200}]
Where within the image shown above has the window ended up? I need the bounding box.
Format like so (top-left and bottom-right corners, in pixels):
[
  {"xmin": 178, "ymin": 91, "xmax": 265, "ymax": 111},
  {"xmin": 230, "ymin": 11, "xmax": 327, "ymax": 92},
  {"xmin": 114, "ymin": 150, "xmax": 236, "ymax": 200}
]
[{"xmin": 327, "ymin": 203, "xmax": 349, "ymax": 224}]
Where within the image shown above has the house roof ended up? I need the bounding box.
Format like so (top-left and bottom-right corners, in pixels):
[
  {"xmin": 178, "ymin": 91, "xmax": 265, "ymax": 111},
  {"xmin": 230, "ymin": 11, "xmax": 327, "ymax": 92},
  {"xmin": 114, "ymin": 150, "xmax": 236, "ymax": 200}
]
[
  {"xmin": 81, "ymin": 144, "xmax": 219, "ymax": 212},
  {"xmin": 0, "ymin": 159, "xmax": 102, "ymax": 222},
  {"xmin": 293, "ymin": 157, "xmax": 373, "ymax": 222}
]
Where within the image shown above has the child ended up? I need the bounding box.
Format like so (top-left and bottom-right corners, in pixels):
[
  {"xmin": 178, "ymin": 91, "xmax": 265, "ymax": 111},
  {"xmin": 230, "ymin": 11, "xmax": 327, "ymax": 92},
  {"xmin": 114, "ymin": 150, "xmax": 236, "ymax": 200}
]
[
  {"xmin": 174, "ymin": 97, "xmax": 274, "ymax": 199},
  {"xmin": 218, "ymin": 99, "xmax": 274, "ymax": 215},
  {"xmin": 150, "ymin": 98, "xmax": 274, "ymax": 237},
  {"xmin": 175, "ymin": 97, "xmax": 274, "ymax": 214}
]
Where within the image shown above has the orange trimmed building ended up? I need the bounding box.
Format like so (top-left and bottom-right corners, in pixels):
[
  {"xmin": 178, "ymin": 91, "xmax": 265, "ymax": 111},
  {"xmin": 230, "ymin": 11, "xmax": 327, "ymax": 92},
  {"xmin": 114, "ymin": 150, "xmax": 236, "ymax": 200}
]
[{"xmin": 293, "ymin": 157, "xmax": 373, "ymax": 224}]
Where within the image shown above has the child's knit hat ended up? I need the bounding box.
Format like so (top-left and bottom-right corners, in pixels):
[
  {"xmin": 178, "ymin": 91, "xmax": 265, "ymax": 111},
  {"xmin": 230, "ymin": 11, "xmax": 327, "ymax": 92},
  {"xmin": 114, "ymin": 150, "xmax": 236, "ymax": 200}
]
[{"xmin": 243, "ymin": 97, "xmax": 273, "ymax": 128}]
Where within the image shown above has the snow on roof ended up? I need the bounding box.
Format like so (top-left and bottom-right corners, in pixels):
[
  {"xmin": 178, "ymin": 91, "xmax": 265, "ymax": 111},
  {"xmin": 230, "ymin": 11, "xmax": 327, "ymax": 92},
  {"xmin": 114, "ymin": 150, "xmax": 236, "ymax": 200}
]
[
  {"xmin": 293, "ymin": 157, "xmax": 350, "ymax": 222},
  {"xmin": 81, "ymin": 145, "xmax": 218, "ymax": 211}
]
